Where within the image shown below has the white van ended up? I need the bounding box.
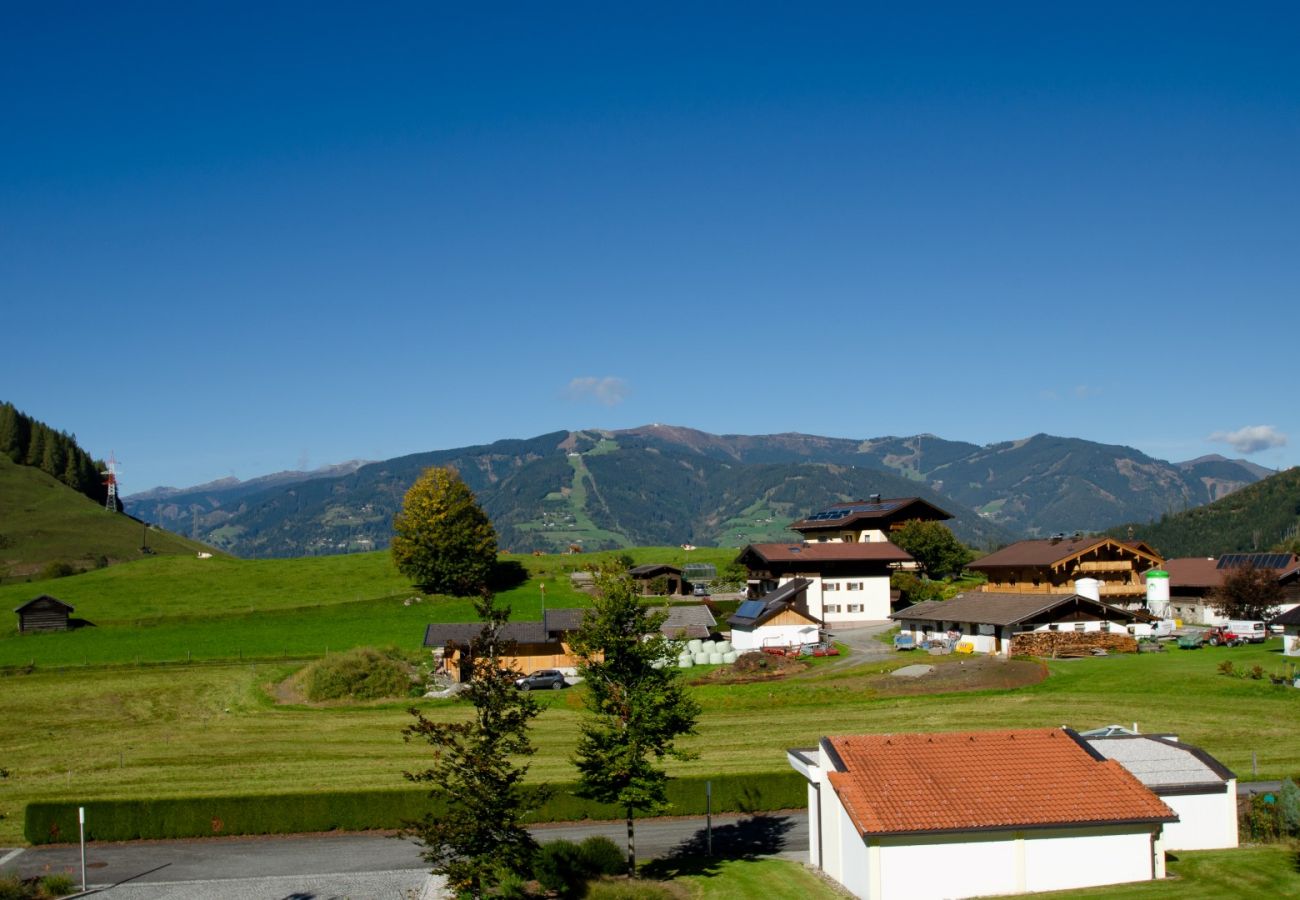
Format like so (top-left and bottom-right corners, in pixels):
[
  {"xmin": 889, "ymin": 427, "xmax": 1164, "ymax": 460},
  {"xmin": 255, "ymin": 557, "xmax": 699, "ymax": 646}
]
[{"xmin": 1227, "ymin": 620, "xmax": 1267, "ymax": 643}]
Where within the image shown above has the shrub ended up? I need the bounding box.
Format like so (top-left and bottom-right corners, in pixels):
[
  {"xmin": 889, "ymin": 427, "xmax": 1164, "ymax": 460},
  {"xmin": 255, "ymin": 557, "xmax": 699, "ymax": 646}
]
[
  {"xmin": 1279, "ymin": 778, "xmax": 1300, "ymax": 837},
  {"xmin": 1249, "ymin": 665, "xmax": 1265, "ymax": 681},
  {"xmin": 1217, "ymin": 660, "xmax": 1236, "ymax": 676},
  {"xmin": 40, "ymin": 873, "xmax": 76, "ymax": 897},
  {"xmin": 0, "ymin": 874, "xmax": 29, "ymax": 900},
  {"xmin": 301, "ymin": 647, "xmax": 411, "ymax": 701},
  {"xmin": 38, "ymin": 562, "xmax": 75, "ymax": 581},
  {"xmin": 534, "ymin": 839, "xmax": 586, "ymax": 897},
  {"xmin": 578, "ymin": 835, "xmax": 625, "ymax": 877}
]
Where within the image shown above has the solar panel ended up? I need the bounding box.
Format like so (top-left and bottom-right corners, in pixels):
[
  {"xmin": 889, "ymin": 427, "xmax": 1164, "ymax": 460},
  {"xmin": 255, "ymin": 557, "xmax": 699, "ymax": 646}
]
[
  {"xmin": 735, "ymin": 600, "xmax": 765, "ymax": 619},
  {"xmin": 1217, "ymin": 553, "xmax": 1292, "ymax": 570},
  {"xmin": 805, "ymin": 501, "xmax": 904, "ymax": 521}
]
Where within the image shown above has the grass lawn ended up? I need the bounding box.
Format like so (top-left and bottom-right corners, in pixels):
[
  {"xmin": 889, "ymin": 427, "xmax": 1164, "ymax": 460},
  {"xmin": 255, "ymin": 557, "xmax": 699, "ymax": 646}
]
[
  {"xmin": 2, "ymin": 637, "xmax": 1298, "ymax": 845},
  {"xmin": 675, "ymin": 858, "xmax": 843, "ymax": 898}
]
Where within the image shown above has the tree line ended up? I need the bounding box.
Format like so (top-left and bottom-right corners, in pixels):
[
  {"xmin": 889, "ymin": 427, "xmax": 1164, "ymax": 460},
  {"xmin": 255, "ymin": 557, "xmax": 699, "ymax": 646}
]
[{"xmin": 0, "ymin": 402, "xmax": 115, "ymax": 509}]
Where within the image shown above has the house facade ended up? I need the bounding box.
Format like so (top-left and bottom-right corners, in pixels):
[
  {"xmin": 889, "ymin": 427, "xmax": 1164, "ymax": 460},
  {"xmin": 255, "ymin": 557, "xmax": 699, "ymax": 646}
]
[
  {"xmin": 14, "ymin": 595, "xmax": 74, "ymax": 633},
  {"xmin": 736, "ymin": 542, "xmax": 912, "ymax": 625},
  {"xmin": 788, "ymin": 728, "xmax": 1175, "ymax": 900},
  {"xmin": 727, "ymin": 578, "xmax": 821, "ymax": 651},
  {"xmin": 969, "ymin": 536, "xmax": 1164, "ymax": 603},
  {"xmin": 891, "ymin": 592, "xmax": 1150, "ymax": 656},
  {"xmin": 1273, "ymin": 605, "xmax": 1300, "ymax": 657}
]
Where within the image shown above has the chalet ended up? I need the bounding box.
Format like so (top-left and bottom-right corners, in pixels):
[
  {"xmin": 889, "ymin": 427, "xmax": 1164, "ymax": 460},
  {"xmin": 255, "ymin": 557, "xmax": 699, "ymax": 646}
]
[
  {"xmin": 727, "ymin": 578, "xmax": 820, "ymax": 651},
  {"xmin": 628, "ymin": 563, "xmax": 685, "ymax": 596},
  {"xmin": 1081, "ymin": 730, "xmax": 1238, "ymax": 851},
  {"xmin": 737, "ymin": 541, "xmax": 912, "ymax": 625},
  {"xmin": 14, "ymin": 595, "xmax": 74, "ymax": 633},
  {"xmin": 968, "ymin": 536, "xmax": 1164, "ymax": 603},
  {"xmin": 1146, "ymin": 553, "xmax": 1300, "ymax": 625},
  {"xmin": 891, "ymin": 591, "xmax": 1152, "ymax": 656},
  {"xmin": 787, "ymin": 728, "xmax": 1176, "ymax": 900},
  {"xmin": 422, "ymin": 609, "xmax": 587, "ymax": 682},
  {"xmin": 1273, "ymin": 605, "xmax": 1300, "ymax": 657},
  {"xmin": 789, "ymin": 496, "xmax": 954, "ymax": 544}
]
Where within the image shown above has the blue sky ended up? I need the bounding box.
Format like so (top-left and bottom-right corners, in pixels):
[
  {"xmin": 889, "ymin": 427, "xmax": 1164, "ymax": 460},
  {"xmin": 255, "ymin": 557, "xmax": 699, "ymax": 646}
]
[{"xmin": 3, "ymin": 3, "xmax": 1297, "ymax": 490}]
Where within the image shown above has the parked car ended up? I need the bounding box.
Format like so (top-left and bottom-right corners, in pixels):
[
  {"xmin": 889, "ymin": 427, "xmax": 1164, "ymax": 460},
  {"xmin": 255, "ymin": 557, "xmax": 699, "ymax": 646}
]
[
  {"xmin": 1226, "ymin": 620, "xmax": 1267, "ymax": 643},
  {"xmin": 515, "ymin": 669, "xmax": 567, "ymax": 690},
  {"xmin": 692, "ymin": 583, "xmax": 711, "ymax": 597}
]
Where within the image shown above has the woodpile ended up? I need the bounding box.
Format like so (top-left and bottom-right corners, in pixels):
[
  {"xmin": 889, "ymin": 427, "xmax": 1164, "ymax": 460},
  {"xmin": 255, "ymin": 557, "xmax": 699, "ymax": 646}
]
[{"xmin": 1010, "ymin": 631, "xmax": 1138, "ymax": 658}]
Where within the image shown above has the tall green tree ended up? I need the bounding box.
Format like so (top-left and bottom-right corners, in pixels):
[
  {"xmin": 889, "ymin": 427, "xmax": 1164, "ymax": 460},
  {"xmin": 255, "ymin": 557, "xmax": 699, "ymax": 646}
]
[
  {"xmin": 569, "ymin": 568, "xmax": 700, "ymax": 876},
  {"xmin": 391, "ymin": 466, "xmax": 498, "ymax": 595},
  {"xmin": 891, "ymin": 520, "xmax": 974, "ymax": 579},
  {"xmin": 1212, "ymin": 562, "xmax": 1284, "ymax": 621},
  {"xmin": 402, "ymin": 593, "xmax": 543, "ymax": 898}
]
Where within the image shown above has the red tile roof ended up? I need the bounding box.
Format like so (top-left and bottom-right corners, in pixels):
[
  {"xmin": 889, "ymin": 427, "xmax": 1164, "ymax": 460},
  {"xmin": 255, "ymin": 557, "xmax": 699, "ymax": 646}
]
[
  {"xmin": 743, "ymin": 542, "xmax": 913, "ymax": 564},
  {"xmin": 825, "ymin": 728, "xmax": 1175, "ymax": 836}
]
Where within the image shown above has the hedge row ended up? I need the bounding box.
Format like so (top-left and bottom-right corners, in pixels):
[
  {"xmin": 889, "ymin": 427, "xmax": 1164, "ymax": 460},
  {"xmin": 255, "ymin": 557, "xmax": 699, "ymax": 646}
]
[{"xmin": 25, "ymin": 771, "xmax": 807, "ymax": 844}]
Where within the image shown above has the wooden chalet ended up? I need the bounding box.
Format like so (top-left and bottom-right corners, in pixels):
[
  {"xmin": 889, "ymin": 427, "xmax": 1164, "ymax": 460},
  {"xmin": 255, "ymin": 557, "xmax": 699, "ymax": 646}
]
[
  {"xmin": 628, "ymin": 563, "xmax": 685, "ymax": 596},
  {"xmin": 789, "ymin": 495, "xmax": 953, "ymax": 543},
  {"xmin": 422, "ymin": 608, "xmax": 587, "ymax": 682},
  {"xmin": 14, "ymin": 595, "xmax": 74, "ymax": 633},
  {"xmin": 968, "ymin": 536, "xmax": 1164, "ymax": 600}
]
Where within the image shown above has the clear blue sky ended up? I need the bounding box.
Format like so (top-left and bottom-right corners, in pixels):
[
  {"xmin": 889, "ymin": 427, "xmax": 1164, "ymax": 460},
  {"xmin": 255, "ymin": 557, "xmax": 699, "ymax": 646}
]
[{"xmin": 3, "ymin": 3, "xmax": 1297, "ymax": 491}]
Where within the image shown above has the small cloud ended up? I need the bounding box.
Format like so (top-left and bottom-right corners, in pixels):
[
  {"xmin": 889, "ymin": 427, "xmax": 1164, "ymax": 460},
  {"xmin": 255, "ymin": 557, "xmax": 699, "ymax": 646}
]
[
  {"xmin": 1074, "ymin": 384, "xmax": 1100, "ymax": 399},
  {"xmin": 566, "ymin": 376, "xmax": 628, "ymax": 406},
  {"xmin": 1038, "ymin": 389, "xmax": 1059, "ymax": 402},
  {"xmin": 1208, "ymin": 425, "xmax": 1288, "ymax": 455}
]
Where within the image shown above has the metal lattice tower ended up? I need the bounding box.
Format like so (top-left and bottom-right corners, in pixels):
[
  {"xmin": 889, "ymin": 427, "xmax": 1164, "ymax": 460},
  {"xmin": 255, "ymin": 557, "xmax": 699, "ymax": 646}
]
[{"xmin": 104, "ymin": 453, "xmax": 120, "ymax": 511}]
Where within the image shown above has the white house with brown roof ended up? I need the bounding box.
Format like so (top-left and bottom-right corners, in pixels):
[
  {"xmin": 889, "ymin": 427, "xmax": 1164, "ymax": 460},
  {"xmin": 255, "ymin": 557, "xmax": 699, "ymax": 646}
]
[
  {"xmin": 727, "ymin": 578, "xmax": 821, "ymax": 651},
  {"xmin": 1273, "ymin": 605, "xmax": 1300, "ymax": 657},
  {"xmin": 969, "ymin": 536, "xmax": 1164, "ymax": 603},
  {"xmin": 789, "ymin": 496, "xmax": 954, "ymax": 544},
  {"xmin": 788, "ymin": 728, "xmax": 1175, "ymax": 900},
  {"xmin": 736, "ymin": 541, "xmax": 912, "ymax": 625}
]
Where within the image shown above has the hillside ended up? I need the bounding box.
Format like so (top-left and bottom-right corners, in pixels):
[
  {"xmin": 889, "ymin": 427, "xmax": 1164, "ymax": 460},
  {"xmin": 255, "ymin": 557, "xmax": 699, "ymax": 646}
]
[
  {"xmin": 1108, "ymin": 466, "xmax": 1300, "ymax": 558},
  {"xmin": 0, "ymin": 454, "xmax": 216, "ymax": 581},
  {"xmin": 123, "ymin": 425, "xmax": 1269, "ymax": 559}
]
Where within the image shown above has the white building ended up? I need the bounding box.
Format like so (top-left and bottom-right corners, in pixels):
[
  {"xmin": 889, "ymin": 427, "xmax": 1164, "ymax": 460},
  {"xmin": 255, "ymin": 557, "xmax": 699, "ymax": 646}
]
[
  {"xmin": 737, "ymin": 542, "xmax": 912, "ymax": 626},
  {"xmin": 788, "ymin": 728, "xmax": 1176, "ymax": 900},
  {"xmin": 1082, "ymin": 730, "xmax": 1238, "ymax": 851},
  {"xmin": 726, "ymin": 578, "xmax": 820, "ymax": 652},
  {"xmin": 1273, "ymin": 605, "xmax": 1300, "ymax": 657}
]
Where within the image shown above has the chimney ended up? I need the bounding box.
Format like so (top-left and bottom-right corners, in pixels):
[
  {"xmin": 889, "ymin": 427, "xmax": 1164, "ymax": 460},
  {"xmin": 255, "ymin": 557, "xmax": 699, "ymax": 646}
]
[{"xmin": 869, "ymin": 493, "xmax": 881, "ymax": 504}]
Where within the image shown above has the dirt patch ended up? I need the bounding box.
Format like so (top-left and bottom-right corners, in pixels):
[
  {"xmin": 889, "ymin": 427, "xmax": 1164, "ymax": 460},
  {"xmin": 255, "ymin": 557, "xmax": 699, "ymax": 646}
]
[
  {"xmin": 861, "ymin": 656, "xmax": 1047, "ymax": 696},
  {"xmin": 692, "ymin": 651, "xmax": 809, "ymax": 684}
]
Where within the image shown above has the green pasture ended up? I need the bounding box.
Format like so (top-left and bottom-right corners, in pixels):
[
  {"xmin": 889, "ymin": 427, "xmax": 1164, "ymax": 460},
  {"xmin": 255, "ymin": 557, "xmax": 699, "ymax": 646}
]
[
  {"xmin": 1, "ymin": 635, "xmax": 1297, "ymax": 845},
  {"xmin": 1013, "ymin": 845, "xmax": 1300, "ymax": 898}
]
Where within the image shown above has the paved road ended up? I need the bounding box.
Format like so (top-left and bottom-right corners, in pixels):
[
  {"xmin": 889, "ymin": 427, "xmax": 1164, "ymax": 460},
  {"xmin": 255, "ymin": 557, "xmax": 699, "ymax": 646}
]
[{"xmin": 0, "ymin": 812, "xmax": 807, "ymax": 898}]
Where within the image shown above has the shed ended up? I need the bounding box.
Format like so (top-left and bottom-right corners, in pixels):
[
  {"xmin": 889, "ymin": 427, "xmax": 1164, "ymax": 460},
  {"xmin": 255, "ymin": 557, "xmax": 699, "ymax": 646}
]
[
  {"xmin": 628, "ymin": 563, "xmax": 685, "ymax": 596},
  {"xmin": 15, "ymin": 595, "xmax": 75, "ymax": 633},
  {"xmin": 422, "ymin": 608, "xmax": 588, "ymax": 682},
  {"xmin": 727, "ymin": 577, "xmax": 820, "ymax": 651},
  {"xmin": 788, "ymin": 727, "xmax": 1176, "ymax": 900}
]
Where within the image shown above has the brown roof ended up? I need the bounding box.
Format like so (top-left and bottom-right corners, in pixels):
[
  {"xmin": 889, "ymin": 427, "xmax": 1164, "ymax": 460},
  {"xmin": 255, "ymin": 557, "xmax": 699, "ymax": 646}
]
[
  {"xmin": 728, "ymin": 578, "xmax": 819, "ymax": 629},
  {"xmin": 13, "ymin": 595, "xmax": 74, "ymax": 614},
  {"xmin": 790, "ymin": 497, "xmax": 953, "ymax": 532},
  {"xmin": 741, "ymin": 542, "xmax": 913, "ymax": 565},
  {"xmin": 1272, "ymin": 605, "xmax": 1300, "ymax": 626},
  {"xmin": 628, "ymin": 563, "xmax": 682, "ymax": 577},
  {"xmin": 970, "ymin": 537, "xmax": 1163, "ymax": 570},
  {"xmin": 825, "ymin": 728, "xmax": 1176, "ymax": 837},
  {"xmin": 892, "ymin": 592, "xmax": 1154, "ymax": 627},
  {"xmin": 423, "ymin": 608, "xmax": 587, "ymax": 648},
  {"xmin": 1155, "ymin": 557, "xmax": 1223, "ymax": 590}
]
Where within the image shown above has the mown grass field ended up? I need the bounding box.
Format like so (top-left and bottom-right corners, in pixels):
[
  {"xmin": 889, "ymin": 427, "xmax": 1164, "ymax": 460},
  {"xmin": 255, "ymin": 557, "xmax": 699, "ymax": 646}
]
[{"xmin": 1, "ymin": 633, "xmax": 1297, "ymax": 845}]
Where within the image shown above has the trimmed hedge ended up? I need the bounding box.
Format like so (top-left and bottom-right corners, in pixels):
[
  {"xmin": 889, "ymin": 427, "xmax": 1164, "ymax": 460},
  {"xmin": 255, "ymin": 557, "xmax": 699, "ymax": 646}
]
[{"xmin": 24, "ymin": 771, "xmax": 806, "ymax": 844}]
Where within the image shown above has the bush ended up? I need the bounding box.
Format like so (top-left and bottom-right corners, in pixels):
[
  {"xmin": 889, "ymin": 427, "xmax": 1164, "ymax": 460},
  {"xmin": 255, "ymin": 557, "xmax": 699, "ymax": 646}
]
[
  {"xmin": 1217, "ymin": 660, "xmax": 1236, "ymax": 676},
  {"xmin": 0, "ymin": 874, "xmax": 28, "ymax": 900},
  {"xmin": 301, "ymin": 647, "xmax": 411, "ymax": 701},
  {"xmin": 578, "ymin": 835, "xmax": 625, "ymax": 877},
  {"xmin": 1249, "ymin": 665, "xmax": 1265, "ymax": 680},
  {"xmin": 891, "ymin": 571, "xmax": 944, "ymax": 605},
  {"xmin": 40, "ymin": 873, "xmax": 75, "ymax": 897},
  {"xmin": 38, "ymin": 562, "xmax": 75, "ymax": 581},
  {"xmin": 534, "ymin": 839, "xmax": 586, "ymax": 897}
]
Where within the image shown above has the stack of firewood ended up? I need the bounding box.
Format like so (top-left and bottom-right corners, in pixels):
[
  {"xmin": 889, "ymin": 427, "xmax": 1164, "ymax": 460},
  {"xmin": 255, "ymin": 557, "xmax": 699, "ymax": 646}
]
[{"xmin": 1009, "ymin": 631, "xmax": 1138, "ymax": 658}]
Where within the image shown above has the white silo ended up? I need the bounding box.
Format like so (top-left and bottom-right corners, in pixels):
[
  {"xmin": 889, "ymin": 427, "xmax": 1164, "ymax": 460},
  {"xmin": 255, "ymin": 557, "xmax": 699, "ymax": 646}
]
[
  {"xmin": 1074, "ymin": 577, "xmax": 1101, "ymax": 601},
  {"xmin": 1145, "ymin": 569, "xmax": 1170, "ymax": 617}
]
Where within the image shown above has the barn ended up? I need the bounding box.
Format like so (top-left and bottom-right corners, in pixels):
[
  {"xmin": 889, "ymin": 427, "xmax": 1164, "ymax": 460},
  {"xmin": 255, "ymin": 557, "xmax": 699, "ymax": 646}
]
[{"xmin": 14, "ymin": 595, "xmax": 75, "ymax": 633}]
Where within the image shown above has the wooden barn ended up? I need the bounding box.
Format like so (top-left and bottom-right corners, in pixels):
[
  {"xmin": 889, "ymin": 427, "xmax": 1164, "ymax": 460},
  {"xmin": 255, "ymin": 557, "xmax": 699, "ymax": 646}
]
[
  {"xmin": 14, "ymin": 595, "xmax": 75, "ymax": 633},
  {"xmin": 628, "ymin": 563, "xmax": 685, "ymax": 596},
  {"xmin": 422, "ymin": 608, "xmax": 588, "ymax": 683}
]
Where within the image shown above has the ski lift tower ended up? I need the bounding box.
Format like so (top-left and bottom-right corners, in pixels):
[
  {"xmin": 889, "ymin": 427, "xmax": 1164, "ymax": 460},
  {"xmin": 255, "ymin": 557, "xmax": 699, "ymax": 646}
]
[{"xmin": 103, "ymin": 453, "xmax": 120, "ymax": 512}]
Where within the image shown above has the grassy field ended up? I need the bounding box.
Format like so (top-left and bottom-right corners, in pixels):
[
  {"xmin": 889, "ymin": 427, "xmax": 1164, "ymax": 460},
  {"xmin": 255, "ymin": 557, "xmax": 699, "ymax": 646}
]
[
  {"xmin": 2, "ymin": 635, "xmax": 1298, "ymax": 845},
  {"xmin": 0, "ymin": 456, "xmax": 214, "ymax": 581}
]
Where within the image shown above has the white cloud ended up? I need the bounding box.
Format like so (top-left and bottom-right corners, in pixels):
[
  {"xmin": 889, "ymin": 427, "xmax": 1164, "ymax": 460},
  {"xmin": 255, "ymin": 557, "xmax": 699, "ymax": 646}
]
[
  {"xmin": 1208, "ymin": 425, "xmax": 1288, "ymax": 455},
  {"xmin": 1073, "ymin": 384, "xmax": 1100, "ymax": 399},
  {"xmin": 566, "ymin": 376, "xmax": 629, "ymax": 406}
]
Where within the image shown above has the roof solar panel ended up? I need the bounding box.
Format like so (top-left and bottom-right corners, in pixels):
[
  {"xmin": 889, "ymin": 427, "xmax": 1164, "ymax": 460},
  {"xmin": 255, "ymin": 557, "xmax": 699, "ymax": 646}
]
[
  {"xmin": 735, "ymin": 600, "xmax": 765, "ymax": 619},
  {"xmin": 1218, "ymin": 553, "xmax": 1292, "ymax": 570}
]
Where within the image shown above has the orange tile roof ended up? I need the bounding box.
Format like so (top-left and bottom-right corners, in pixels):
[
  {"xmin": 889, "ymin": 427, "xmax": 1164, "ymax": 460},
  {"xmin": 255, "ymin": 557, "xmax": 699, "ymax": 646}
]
[{"xmin": 825, "ymin": 728, "xmax": 1176, "ymax": 836}]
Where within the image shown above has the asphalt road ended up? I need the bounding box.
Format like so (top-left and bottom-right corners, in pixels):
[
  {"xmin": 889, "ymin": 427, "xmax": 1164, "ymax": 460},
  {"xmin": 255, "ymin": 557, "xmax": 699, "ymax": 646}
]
[{"xmin": 0, "ymin": 812, "xmax": 807, "ymax": 898}]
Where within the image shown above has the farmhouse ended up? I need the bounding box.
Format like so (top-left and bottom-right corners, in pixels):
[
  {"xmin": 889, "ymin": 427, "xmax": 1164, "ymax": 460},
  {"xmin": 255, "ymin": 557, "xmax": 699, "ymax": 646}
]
[
  {"xmin": 727, "ymin": 578, "xmax": 820, "ymax": 651},
  {"xmin": 891, "ymin": 591, "xmax": 1150, "ymax": 656},
  {"xmin": 789, "ymin": 496, "xmax": 954, "ymax": 544},
  {"xmin": 736, "ymin": 541, "xmax": 912, "ymax": 626},
  {"xmin": 787, "ymin": 727, "xmax": 1176, "ymax": 900},
  {"xmin": 422, "ymin": 608, "xmax": 587, "ymax": 682},
  {"xmin": 1146, "ymin": 553, "xmax": 1300, "ymax": 625},
  {"xmin": 1273, "ymin": 604, "xmax": 1300, "ymax": 657},
  {"xmin": 1081, "ymin": 730, "xmax": 1238, "ymax": 851},
  {"xmin": 628, "ymin": 563, "xmax": 685, "ymax": 596},
  {"xmin": 969, "ymin": 536, "xmax": 1164, "ymax": 603},
  {"xmin": 14, "ymin": 595, "xmax": 74, "ymax": 633}
]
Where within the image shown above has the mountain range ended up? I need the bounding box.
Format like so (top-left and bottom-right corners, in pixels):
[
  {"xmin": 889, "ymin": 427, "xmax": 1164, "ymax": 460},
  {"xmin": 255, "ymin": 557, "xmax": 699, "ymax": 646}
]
[{"xmin": 122, "ymin": 426, "xmax": 1269, "ymax": 559}]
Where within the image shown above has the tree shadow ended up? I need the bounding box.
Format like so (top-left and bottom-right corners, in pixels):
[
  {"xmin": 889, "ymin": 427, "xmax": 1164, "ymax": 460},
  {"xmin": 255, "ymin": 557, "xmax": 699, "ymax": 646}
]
[
  {"xmin": 68, "ymin": 618, "xmax": 97, "ymax": 630},
  {"xmin": 641, "ymin": 813, "xmax": 795, "ymax": 880},
  {"xmin": 488, "ymin": 559, "xmax": 529, "ymax": 592}
]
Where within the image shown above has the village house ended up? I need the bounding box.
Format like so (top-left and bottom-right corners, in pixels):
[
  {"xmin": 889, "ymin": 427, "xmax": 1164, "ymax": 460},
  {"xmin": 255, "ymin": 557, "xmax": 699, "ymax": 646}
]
[
  {"xmin": 1144, "ymin": 553, "xmax": 1300, "ymax": 625},
  {"xmin": 788, "ymin": 495, "xmax": 954, "ymax": 544},
  {"xmin": 1273, "ymin": 605, "xmax": 1300, "ymax": 657},
  {"xmin": 736, "ymin": 541, "xmax": 912, "ymax": 625},
  {"xmin": 787, "ymin": 727, "xmax": 1176, "ymax": 900},
  {"xmin": 891, "ymin": 591, "xmax": 1152, "ymax": 656},
  {"xmin": 968, "ymin": 536, "xmax": 1164, "ymax": 604},
  {"xmin": 727, "ymin": 578, "xmax": 821, "ymax": 651},
  {"xmin": 628, "ymin": 563, "xmax": 685, "ymax": 596}
]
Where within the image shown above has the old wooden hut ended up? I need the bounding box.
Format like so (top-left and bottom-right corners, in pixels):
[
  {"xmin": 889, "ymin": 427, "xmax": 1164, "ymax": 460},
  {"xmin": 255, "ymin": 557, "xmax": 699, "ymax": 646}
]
[{"xmin": 15, "ymin": 595, "xmax": 75, "ymax": 633}]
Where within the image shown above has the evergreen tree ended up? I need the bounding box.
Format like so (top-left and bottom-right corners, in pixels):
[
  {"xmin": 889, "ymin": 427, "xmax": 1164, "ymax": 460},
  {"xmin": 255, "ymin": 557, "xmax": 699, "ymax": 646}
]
[
  {"xmin": 0, "ymin": 403, "xmax": 22, "ymax": 460},
  {"xmin": 391, "ymin": 467, "xmax": 498, "ymax": 595},
  {"xmin": 23, "ymin": 424, "xmax": 46, "ymax": 468},
  {"xmin": 569, "ymin": 568, "xmax": 700, "ymax": 876},
  {"xmin": 402, "ymin": 593, "xmax": 542, "ymax": 897}
]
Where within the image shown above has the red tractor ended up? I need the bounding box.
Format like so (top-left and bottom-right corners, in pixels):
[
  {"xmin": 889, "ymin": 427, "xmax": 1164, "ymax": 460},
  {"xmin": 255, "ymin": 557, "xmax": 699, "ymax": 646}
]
[{"xmin": 1205, "ymin": 626, "xmax": 1245, "ymax": 647}]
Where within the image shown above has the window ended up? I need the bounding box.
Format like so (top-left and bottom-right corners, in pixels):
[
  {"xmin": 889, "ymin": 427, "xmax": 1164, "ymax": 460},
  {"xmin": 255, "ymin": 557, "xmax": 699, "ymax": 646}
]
[
  {"xmin": 843, "ymin": 533, "xmax": 857, "ymax": 542},
  {"xmin": 846, "ymin": 582, "xmax": 863, "ymax": 591},
  {"xmin": 825, "ymin": 604, "xmax": 842, "ymax": 614},
  {"xmin": 1075, "ymin": 623, "xmax": 1087, "ymax": 632},
  {"xmin": 824, "ymin": 583, "xmax": 840, "ymax": 591},
  {"xmin": 847, "ymin": 604, "xmax": 864, "ymax": 613}
]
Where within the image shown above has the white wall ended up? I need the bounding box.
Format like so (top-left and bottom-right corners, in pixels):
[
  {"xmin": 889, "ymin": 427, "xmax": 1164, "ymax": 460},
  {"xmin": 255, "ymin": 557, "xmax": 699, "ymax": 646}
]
[
  {"xmin": 1283, "ymin": 626, "xmax": 1300, "ymax": 657},
  {"xmin": 1161, "ymin": 785, "xmax": 1239, "ymax": 850},
  {"xmin": 877, "ymin": 831, "xmax": 1019, "ymax": 900},
  {"xmin": 1021, "ymin": 826, "xmax": 1156, "ymax": 894},
  {"xmin": 780, "ymin": 573, "xmax": 892, "ymax": 623},
  {"xmin": 730, "ymin": 622, "xmax": 818, "ymax": 651}
]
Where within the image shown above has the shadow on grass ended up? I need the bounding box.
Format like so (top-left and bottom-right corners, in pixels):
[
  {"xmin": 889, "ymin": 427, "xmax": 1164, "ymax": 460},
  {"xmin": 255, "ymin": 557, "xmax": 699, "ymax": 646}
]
[
  {"xmin": 640, "ymin": 813, "xmax": 795, "ymax": 880},
  {"xmin": 488, "ymin": 560, "xmax": 530, "ymax": 592}
]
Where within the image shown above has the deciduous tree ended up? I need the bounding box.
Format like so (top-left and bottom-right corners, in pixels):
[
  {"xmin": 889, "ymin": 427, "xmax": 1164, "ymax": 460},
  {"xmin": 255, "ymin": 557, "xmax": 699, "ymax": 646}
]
[
  {"xmin": 1212, "ymin": 562, "xmax": 1284, "ymax": 621},
  {"xmin": 891, "ymin": 520, "xmax": 974, "ymax": 579},
  {"xmin": 569, "ymin": 568, "xmax": 700, "ymax": 876},
  {"xmin": 402, "ymin": 593, "xmax": 542, "ymax": 898},
  {"xmin": 391, "ymin": 466, "xmax": 497, "ymax": 595}
]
